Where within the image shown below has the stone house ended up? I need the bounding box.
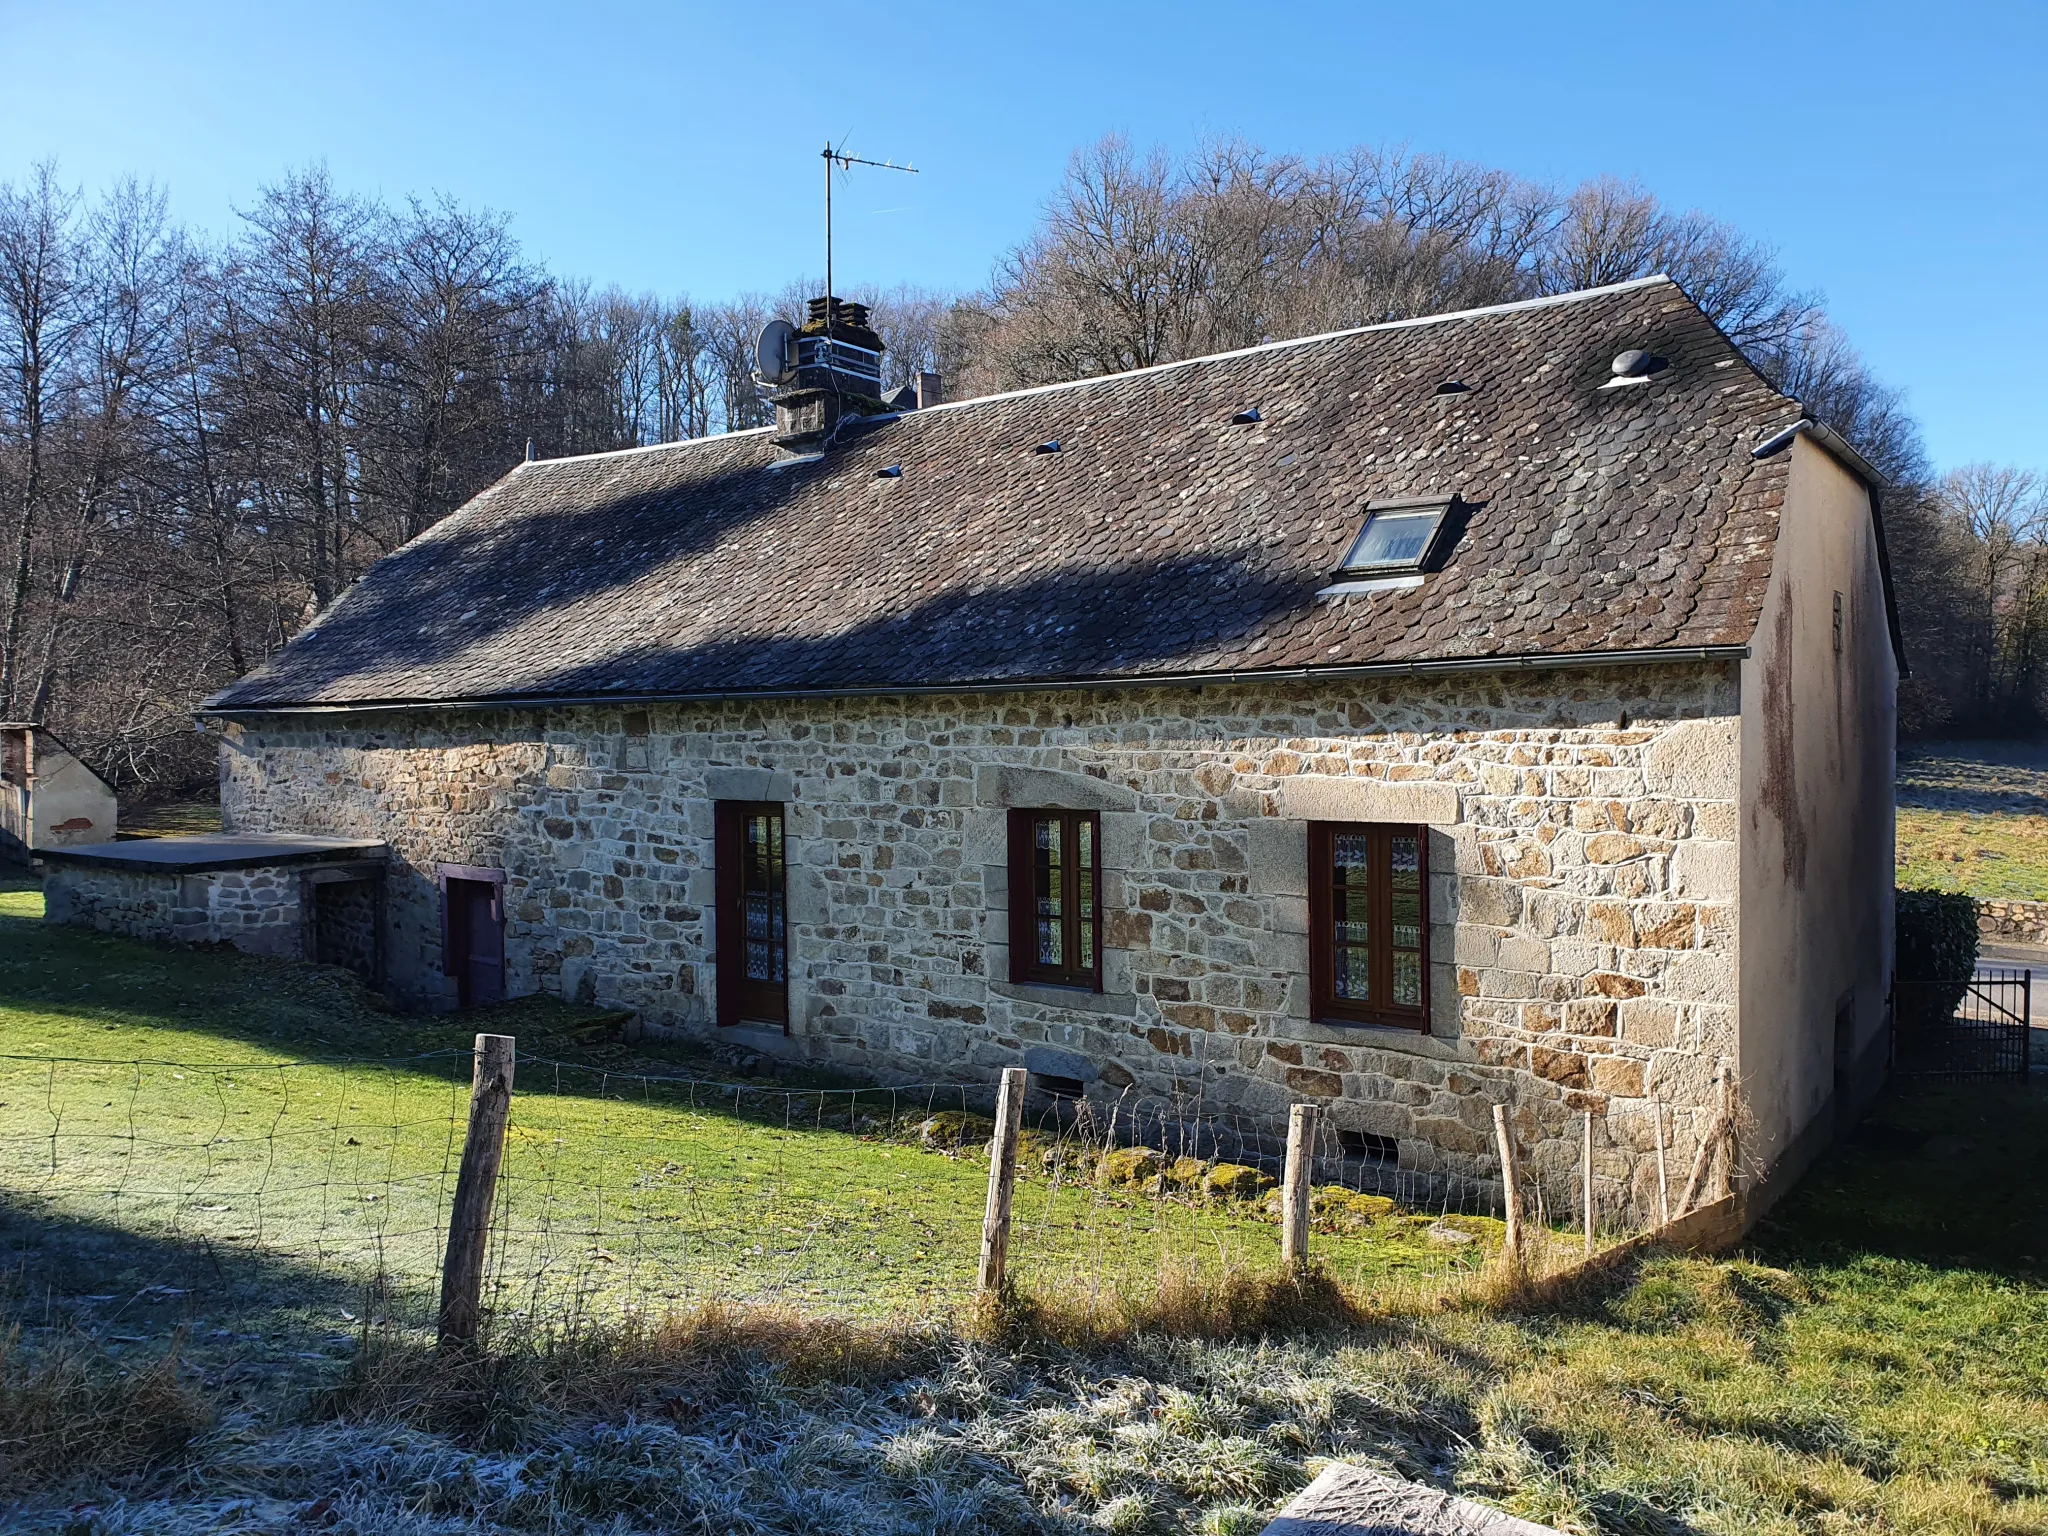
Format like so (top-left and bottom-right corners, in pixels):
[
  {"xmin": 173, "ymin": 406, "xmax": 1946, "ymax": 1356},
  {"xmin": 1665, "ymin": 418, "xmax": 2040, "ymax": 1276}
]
[
  {"xmin": 152, "ymin": 276, "xmax": 1899, "ymax": 1213},
  {"xmin": 1, "ymin": 722, "xmax": 118, "ymax": 854}
]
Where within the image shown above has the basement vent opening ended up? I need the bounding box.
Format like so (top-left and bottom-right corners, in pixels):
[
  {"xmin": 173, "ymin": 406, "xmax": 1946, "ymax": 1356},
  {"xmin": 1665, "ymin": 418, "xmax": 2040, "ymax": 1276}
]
[
  {"xmin": 1230, "ymin": 406, "xmax": 1262, "ymax": 424},
  {"xmin": 1034, "ymin": 439, "xmax": 1062, "ymax": 454},
  {"xmin": 1037, "ymin": 1073, "xmax": 1086, "ymax": 1100},
  {"xmin": 1339, "ymin": 1130, "xmax": 1399, "ymax": 1165}
]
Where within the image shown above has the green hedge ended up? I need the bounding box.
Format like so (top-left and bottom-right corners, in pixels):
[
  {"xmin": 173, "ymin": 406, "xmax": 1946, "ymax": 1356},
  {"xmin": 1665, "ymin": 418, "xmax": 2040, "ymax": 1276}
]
[{"xmin": 1895, "ymin": 888, "xmax": 1979, "ymax": 1029}]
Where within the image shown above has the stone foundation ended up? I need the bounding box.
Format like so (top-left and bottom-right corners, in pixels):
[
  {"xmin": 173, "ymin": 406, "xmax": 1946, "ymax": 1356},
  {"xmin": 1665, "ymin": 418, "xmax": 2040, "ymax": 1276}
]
[{"xmin": 217, "ymin": 664, "xmax": 1743, "ymax": 1213}]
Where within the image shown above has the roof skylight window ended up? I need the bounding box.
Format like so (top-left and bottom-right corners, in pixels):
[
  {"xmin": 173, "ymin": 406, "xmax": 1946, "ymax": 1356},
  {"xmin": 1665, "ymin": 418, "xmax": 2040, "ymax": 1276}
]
[{"xmin": 1334, "ymin": 495, "xmax": 1462, "ymax": 577}]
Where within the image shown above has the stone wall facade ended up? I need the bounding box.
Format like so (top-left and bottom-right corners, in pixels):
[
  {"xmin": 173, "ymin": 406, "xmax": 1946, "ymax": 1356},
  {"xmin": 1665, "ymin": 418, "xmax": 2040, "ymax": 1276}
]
[{"xmin": 218, "ymin": 662, "xmax": 1743, "ymax": 1212}]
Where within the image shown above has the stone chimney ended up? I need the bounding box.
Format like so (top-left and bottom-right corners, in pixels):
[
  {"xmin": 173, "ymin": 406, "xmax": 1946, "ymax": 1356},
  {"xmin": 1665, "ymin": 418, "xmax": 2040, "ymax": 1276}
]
[{"xmin": 771, "ymin": 297, "xmax": 889, "ymax": 453}]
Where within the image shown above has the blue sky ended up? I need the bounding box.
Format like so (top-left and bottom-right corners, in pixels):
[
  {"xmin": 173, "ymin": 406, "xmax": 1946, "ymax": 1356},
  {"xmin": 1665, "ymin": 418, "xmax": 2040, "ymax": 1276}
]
[{"xmin": 4, "ymin": 0, "xmax": 2043, "ymax": 476}]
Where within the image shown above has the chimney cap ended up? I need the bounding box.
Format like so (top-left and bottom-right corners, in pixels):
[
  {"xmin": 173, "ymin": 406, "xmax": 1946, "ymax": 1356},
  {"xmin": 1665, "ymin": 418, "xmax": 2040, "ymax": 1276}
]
[{"xmin": 800, "ymin": 296, "xmax": 883, "ymax": 353}]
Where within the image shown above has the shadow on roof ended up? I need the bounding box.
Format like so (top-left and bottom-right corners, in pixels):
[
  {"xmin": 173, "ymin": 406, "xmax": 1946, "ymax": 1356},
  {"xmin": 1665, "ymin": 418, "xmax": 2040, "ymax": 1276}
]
[
  {"xmin": 514, "ymin": 549, "xmax": 1319, "ymax": 701},
  {"xmin": 217, "ymin": 438, "xmax": 804, "ymax": 706}
]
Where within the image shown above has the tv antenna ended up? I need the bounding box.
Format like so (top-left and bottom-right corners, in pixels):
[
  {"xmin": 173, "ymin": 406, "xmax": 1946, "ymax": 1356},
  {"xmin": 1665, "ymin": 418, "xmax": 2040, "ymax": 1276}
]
[{"xmin": 822, "ymin": 140, "xmax": 917, "ymax": 327}]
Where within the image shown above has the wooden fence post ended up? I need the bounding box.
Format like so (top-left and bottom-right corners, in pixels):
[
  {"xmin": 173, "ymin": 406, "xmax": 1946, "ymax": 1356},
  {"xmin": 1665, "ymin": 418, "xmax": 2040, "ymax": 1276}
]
[
  {"xmin": 1679, "ymin": 1067, "xmax": 1735, "ymax": 1217},
  {"xmin": 1491, "ymin": 1103, "xmax": 1523, "ymax": 1263},
  {"xmin": 438, "ymin": 1032, "xmax": 515, "ymax": 1350},
  {"xmin": 977, "ymin": 1066, "xmax": 1028, "ymax": 1295},
  {"xmin": 1711, "ymin": 1068, "xmax": 1737, "ymax": 1201},
  {"xmin": 1655, "ymin": 1101, "xmax": 1671, "ymax": 1228},
  {"xmin": 1581, "ymin": 1109, "xmax": 1595, "ymax": 1256},
  {"xmin": 1280, "ymin": 1103, "xmax": 1318, "ymax": 1269}
]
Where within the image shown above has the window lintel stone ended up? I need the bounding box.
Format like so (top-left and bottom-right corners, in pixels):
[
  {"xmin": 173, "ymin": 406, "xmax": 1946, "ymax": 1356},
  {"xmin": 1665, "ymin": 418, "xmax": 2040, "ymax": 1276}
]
[{"xmin": 1275, "ymin": 776, "xmax": 1460, "ymax": 825}]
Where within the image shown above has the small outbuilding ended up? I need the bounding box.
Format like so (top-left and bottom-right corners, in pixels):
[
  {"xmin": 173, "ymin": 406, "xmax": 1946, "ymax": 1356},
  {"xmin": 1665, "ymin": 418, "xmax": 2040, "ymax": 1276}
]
[
  {"xmin": 40, "ymin": 833, "xmax": 388, "ymax": 984},
  {"xmin": 1, "ymin": 722, "xmax": 118, "ymax": 855}
]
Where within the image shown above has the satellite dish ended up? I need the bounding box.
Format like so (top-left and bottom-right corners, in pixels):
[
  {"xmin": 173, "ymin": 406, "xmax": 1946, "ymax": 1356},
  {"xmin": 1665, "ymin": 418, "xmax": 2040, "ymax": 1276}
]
[{"xmin": 755, "ymin": 318, "xmax": 797, "ymax": 385}]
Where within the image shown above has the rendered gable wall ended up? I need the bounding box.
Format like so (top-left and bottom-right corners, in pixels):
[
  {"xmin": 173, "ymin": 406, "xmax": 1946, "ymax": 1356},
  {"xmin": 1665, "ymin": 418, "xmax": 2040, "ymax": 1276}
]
[
  {"xmin": 1737, "ymin": 433, "xmax": 1898, "ymax": 1204},
  {"xmin": 0, "ymin": 728, "xmax": 118, "ymax": 852},
  {"xmin": 220, "ymin": 662, "xmax": 1744, "ymax": 1212}
]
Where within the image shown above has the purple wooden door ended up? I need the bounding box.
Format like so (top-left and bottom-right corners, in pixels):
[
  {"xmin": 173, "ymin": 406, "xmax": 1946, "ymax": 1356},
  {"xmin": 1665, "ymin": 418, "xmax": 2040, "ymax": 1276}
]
[{"xmin": 446, "ymin": 877, "xmax": 504, "ymax": 1007}]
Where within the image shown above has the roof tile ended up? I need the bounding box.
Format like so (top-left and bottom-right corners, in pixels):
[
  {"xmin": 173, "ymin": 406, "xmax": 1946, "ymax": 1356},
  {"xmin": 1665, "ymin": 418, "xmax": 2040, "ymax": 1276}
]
[{"xmin": 210, "ymin": 277, "xmax": 1794, "ymax": 711}]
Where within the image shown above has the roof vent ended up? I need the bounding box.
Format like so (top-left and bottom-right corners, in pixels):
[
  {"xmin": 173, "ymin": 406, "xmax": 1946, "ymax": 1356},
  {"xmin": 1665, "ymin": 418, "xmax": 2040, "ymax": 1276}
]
[
  {"xmin": 1602, "ymin": 348, "xmax": 1668, "ymax": 389},
  {"xmin": 1034, "ymin": 439, "xmax": 1062, "ymax": 455},
  {"xmin": 1230, "ymin": 407, "xmax": 1261, "ymax": 425},
  {"xmin": 876, "ymin": 464, "xmax": 902, "ymax": 478},
  {"xmin": 1434, "ymin": 380, "xmax": 1472, "ymax": 396}
]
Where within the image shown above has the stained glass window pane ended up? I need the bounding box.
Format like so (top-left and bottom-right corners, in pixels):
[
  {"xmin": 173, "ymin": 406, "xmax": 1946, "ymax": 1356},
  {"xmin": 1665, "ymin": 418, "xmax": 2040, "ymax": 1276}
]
[
  {"xmin": 1077, "ymin": 818, "xmax": 1095, "ymax": 970},
  {"xmin": 1332, "ymin": 830, "xmax": 1371, "ymax": 1003},
  {"xmin": 743, "ymin": 811, "xmax": 787, "ymax": 983},
  {"xmin": 1393, "ymin": 951, "xmax": 1421, "ymax": 1007},
  {"xmin": 1035, "ymin": 816, "xmax": 1064, "ymax": 966},
  {"xmin": 1390, "ymin": 834, "xmax": 1422, "ymax": 951},
  {"xmin": 1336, "ymin": 946, "xmax": 1373, "ymax": 999}
]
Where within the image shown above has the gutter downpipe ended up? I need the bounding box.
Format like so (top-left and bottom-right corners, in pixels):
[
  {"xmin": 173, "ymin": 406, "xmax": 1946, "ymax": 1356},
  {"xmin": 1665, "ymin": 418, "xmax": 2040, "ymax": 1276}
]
[{"xmin": 199, "ymin": 645, "xmax": 1752, "ymax": 721}]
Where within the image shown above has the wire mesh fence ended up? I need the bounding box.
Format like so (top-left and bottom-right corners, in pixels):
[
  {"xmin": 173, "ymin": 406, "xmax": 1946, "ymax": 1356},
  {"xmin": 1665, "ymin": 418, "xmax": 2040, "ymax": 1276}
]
[
  {"xmin": 0, "ymin": 1048, "xmax": 472, "ymax": 1303},
  {"xmin": 0, "ymin": 1040, "xmax": 1711, "ymax": 1348}
]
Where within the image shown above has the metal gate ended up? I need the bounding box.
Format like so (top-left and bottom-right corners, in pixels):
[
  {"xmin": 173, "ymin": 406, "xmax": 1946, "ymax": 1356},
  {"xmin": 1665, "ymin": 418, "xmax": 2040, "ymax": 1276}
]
[{"xmin": 1892, "ymin": 968, "xmax": 2033, "ymax": 1079}]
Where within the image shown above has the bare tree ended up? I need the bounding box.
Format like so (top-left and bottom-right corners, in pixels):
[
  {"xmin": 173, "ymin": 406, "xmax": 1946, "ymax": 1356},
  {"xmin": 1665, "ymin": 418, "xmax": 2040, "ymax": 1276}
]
[
  {"xmin": 0, "ymin": 163, "xmax": 84, "ymax": 717},
  {"xmin": 231, "ymin": 166, "xmax": 381, "ymax": 609},
  {"xmin": 1934, "ymin": 464, "xmax": 2048, "ymax": 720},
  {"xmin": 0, "ymin": 138, "xmax": 2008, "ymax": 780},
  {"xmin": 368, "ymin": 197, "xmax": 545, "ymax": 545}
]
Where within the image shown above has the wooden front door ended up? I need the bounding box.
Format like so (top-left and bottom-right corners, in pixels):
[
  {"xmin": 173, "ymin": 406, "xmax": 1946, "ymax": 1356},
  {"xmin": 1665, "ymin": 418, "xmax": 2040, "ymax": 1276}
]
[
  {"xmin": 445, "ymin": 876, "xmax": 505, "ymax": 1007},
  {"xmin": 715, "ymin": 801, "xmax": 787, "ymax": 1028}
]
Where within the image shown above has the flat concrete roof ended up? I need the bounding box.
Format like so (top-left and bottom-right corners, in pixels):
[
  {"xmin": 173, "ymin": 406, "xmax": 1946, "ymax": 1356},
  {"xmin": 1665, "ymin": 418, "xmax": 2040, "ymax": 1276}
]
[{"xmin": 41, "ymin": 833, "xmax": 388, "ymax": 875}]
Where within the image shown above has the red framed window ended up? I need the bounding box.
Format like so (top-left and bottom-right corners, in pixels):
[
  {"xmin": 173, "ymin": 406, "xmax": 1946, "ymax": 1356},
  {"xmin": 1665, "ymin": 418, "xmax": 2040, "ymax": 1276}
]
[
  {"xmin": 715, "ymin": 801, "xmax": 788, "ymax": 1028},
  {"xmin": 1007, "ymin": 808, "xmax": 1102, "ymax": 990},
  {"xmin": 1309, "ymin": 822, "xmax": 1429, "ymax": 1029}
]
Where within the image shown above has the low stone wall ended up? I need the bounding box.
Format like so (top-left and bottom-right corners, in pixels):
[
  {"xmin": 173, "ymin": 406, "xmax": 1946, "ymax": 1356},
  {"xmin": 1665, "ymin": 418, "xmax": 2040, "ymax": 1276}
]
[
  {"xmin": 43, "ymin": 859, "xmax": 377, "ymax": 963},
  {"xmin": 1977, "ymin": 898, "xmax": 2048, "ymax": 947},
  {"xmin": 46, "ymin": 862, "xmax": 306, "ymax": 957}
]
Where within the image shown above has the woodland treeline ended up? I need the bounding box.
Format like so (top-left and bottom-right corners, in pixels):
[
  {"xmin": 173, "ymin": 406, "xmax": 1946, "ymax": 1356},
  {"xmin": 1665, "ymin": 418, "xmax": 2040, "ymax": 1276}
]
[{"xmin": 0, "ymin": 138, "xmax": 2029, "ymax": 789}]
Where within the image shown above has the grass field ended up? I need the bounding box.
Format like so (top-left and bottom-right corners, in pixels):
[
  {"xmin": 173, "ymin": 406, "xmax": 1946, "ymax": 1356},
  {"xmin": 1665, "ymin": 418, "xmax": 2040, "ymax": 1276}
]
[
  {"xmin": 1898, "ymin": 742, "xmax": 2048, "ymax": 900},
  {"xmin": 6, "ymin": 1082, "xmax": 2043, "ymax": 1535},
  {"xmin": 6, "ymin": 878, "xmax": 2047, "ymax": 1532},
  {"xmin": 112, "ymin": 791, "xmax": 223, "ymax": 840},
  {"xmin": 0, "ymin": 878, "xmax": 1498, "ymax": 1356}
]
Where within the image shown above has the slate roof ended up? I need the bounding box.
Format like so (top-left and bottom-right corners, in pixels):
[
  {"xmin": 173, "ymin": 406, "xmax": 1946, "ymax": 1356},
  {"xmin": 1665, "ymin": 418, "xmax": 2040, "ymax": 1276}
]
[{"xmin": 206, "ymin": 276, "xmax": 1818, "ymax": 714}]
